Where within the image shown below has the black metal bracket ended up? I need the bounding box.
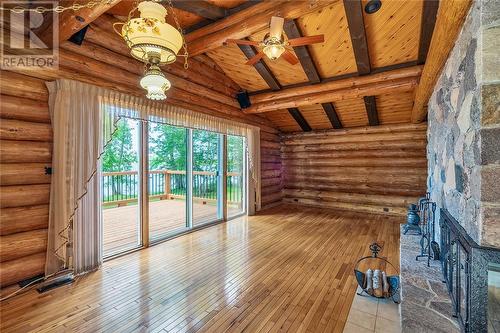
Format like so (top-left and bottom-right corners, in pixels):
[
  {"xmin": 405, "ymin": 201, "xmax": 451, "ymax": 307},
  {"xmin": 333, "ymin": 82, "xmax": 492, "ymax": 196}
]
[{"xmin": 45, "ymin": 166, "xmax": 52, "ymax": 175}]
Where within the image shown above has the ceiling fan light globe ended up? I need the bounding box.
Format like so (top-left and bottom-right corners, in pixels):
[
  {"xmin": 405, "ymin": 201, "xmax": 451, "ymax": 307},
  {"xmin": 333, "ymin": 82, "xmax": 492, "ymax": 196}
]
[{"xmin": 263, "ymin": 44, "xmax": 285, "ymax": 61}]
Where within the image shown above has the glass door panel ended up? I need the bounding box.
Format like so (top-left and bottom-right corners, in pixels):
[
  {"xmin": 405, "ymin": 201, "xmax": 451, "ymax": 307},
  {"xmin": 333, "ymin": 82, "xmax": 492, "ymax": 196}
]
[
  {"xmin": 148, "ymin": 123, "xmax": 188, "ymax": 241},
  {"xmin": 192, "ymin": 129, "xmax": 221, "ymax": 226},
  {"xmin": 227, "ymin": 135, "xmax": 246, "ymax": 218},
  {"xmin": 101, "ymin": 118, "xmax": 141, "ymax": 256}
]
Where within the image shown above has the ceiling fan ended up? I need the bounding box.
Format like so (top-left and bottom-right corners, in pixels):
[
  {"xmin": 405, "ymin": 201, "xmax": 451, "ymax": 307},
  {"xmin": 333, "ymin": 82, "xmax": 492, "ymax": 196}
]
[{"xmin": 225, "ymin": 16, "xmax": 325, "ymax": 66}]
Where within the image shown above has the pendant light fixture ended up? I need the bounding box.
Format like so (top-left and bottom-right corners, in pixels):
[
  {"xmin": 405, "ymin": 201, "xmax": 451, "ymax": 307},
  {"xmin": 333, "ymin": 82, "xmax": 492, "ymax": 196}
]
[{"xmin": 114, "ymin": 0, "xmax": 188, "ymax": 100}]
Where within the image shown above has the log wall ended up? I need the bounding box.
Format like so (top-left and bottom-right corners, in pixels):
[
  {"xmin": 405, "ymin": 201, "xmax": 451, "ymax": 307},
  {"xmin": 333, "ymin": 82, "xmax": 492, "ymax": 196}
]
[
  {"xmin": 0, "ymin": 27, "xmax": 282, "ymax": 287},
  {"xmin": 281, "ymin": 123, "xmax": 427, "ymax": 216}
]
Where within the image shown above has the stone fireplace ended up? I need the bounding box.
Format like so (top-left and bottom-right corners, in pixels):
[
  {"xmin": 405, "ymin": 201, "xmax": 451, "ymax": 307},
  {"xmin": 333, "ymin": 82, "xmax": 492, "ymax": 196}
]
[{"xmin": 409, "ymin": 0, "xmax": 499, "ymax": 331}]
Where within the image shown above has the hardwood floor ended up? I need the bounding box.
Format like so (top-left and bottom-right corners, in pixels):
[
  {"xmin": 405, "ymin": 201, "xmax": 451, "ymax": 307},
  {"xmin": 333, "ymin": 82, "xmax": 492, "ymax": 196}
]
[{"xmin": 0, "ymin": 205, "xmax": 401, "ymax": 333}]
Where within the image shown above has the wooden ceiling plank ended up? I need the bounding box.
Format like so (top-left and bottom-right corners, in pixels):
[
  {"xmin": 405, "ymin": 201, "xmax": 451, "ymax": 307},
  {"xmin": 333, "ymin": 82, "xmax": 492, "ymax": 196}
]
[
  {"xmin": 321, "ymin": 103, "xmax": 343, "ymax": 129},
  {"xmin": 343, "ymin": 0, "xmax": 371, "ymax": 75},
  {"xmin": 42, "ymin": 0, "xmax": 122, "ymax": 44},
  {"xmin": 283, "ymin": 19, "xmax": 320, "ymax": 84},
  {"xmin": 411, "ymin": 0, "xmax": 472, "ymax": 123},
  {"xmin": 237, "ymin": 44, "xmax": 281, "ymax": 91},
  {"xmin": 288, "ymin": 108, "xmax": 312, "ymax": 132},
  {"xmin": 363, "ymin": 96, "xmax": 379, "ymax": 126},
  {"xmin": 417, "ymin": 0, "xmax": 440, "ymax": 64},
  {"xmin": 172, "ymin": 0, "xmax": 226, "ymax": 20}
]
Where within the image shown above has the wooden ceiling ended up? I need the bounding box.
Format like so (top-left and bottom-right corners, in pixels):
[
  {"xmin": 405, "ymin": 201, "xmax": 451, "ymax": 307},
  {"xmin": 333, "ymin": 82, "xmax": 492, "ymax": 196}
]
[{"xmin": 99, "ymin": 0, "xmax": 437, "ymax": 132}]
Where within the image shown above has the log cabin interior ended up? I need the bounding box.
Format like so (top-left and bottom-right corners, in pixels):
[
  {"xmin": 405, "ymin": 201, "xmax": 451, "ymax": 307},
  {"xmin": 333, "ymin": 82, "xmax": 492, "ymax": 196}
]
[{"xmin": 0, "ymin": 0, "xmax": 499, "ymax": 332}]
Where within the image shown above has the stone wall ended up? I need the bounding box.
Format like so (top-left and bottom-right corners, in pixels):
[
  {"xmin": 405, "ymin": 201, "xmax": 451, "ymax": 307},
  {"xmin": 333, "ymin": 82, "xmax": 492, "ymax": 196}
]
[{"xmin": 427, "ymin": 0, "xmax": 499, "ymax": 248}]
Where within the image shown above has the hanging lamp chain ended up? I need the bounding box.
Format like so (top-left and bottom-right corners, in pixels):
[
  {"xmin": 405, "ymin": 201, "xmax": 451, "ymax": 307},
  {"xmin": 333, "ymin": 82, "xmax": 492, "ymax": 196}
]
[
  {"xmin": 0, "ymin": 0, "xmax": 113, "ymax": 14},
  {"xmin": 164, "ymin": 0, "xmax": 189, "ymax": 69}
]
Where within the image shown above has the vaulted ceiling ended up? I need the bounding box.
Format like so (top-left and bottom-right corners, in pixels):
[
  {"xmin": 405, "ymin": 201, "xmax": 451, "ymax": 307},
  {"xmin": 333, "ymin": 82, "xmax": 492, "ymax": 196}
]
[{"xmin": 87, "ymin": 0, "xmax": 438, "ymax": 132}]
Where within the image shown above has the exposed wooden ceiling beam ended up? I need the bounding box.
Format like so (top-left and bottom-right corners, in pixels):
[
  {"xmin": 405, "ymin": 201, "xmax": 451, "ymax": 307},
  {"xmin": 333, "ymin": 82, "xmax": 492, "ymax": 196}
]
[
  {"xmin": 172, "ymin": 0, "xmax": 226, "ymax": 20},
  {"xmin": 244, "ymin": 77, "xmax": 418, "ymax": 114},
  {"xmin": 237, "ymin": 44, "xmax": 281, "ymax": 91},
  {"xmin": 363, "ymin": 96, "xmax": 379, "ymax": 126},
  {"xmin": 186, "ymin": 0, "xmax": 336, "ymax": 56},
  {"xmin": 322, "ymin": 103, "xmax": 343, "ymax": 129},
  {"xmin": 411, "ymin": 0, "xmax": 472, "ymax": 123},
  {"xmin": 418, "ymin": 0, "xmax": 439, "ymax": 64},
  {"xmin": 288, "ymin": 108, "xmax": 312, "ymax": 132},
  {"xmin": 283, "ymin": 19, "xmax": 343, "ymax": 130},
  {"xmin": 250, "ymin": 66, "xmax": 422, "ymax": 104},
  {"xmin": 41, "ymin": 0, "xmax": 122, "ymax": 44},
  {"xmin": 283, "ymin": 19, "xmax": 320, "ymax": 84},
  {"xmin": 343, "ymin": 0, "xmax": 371, "ymax": 75}
]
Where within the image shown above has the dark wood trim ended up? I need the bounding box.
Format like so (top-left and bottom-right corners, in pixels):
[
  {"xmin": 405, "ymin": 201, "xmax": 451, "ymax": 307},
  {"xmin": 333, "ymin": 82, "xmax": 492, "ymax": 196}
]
[
  {"xmin": 321, "ymin": 103, "xmax": 343, "ymax": 129},
  {"xmin": 237, "ymin": 44, "xmax": 281, "ymax": 91},
  {"xmin": 343, "ymin": 0, "xmax": 371, "ymax": 75},
  {"xmin": 183, "ymin": 1, "xmax": 263, "ymax": 34},
  {"xmin": 283, "ymin": 19, "xmax": 321, "ymax": 84},
  {"xmin": 288, "ymin": 108, "xmax": 312, "ymax": 132},
  {"xmin": 363, "ymin": 96, "xmax": 379, "ymax": 126},
  {"xmin": 418, "ymin": 0, "xmax": 439, "ymax": 64},
  {"xmin": 172, "ymin": 0, "xmax": 226, "ymax": 20}
]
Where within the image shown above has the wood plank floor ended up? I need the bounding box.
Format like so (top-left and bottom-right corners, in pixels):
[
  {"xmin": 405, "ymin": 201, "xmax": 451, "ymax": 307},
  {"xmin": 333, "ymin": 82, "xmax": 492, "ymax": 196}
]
[{"xmin": 0, "ymin": 205, "xmax": 401, "ymax": 333}]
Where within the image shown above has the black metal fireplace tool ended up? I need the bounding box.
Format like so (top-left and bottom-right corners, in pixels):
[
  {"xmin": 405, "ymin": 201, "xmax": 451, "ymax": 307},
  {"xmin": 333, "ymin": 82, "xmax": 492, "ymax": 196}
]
[
  {"xmin": 354, "ymin": 243, "xmax": 400, "ymax": 303},
  {"xmin": 416, "ymin": 200, "xmax": 439, "ymax": 266}
]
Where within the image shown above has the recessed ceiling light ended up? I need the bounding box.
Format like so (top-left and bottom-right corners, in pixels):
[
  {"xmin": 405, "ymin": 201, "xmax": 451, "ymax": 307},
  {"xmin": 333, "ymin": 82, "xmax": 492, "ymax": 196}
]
[{"xmin": 365, "ymin": 0, "xmax": 382, "ymax": 14}]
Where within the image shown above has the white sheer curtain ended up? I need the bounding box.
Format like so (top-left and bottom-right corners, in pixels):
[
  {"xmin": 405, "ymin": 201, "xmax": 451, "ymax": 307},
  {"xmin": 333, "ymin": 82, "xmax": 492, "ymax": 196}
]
[{"xmin": 45, "ymin": 79, "xmax": 261, "ymax": 277}]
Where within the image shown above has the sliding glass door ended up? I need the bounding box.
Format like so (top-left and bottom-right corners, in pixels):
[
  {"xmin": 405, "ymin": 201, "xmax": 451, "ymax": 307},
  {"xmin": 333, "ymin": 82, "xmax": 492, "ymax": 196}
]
[
  {"xmin": 148, "ymin": 123, "xmax": 188, "ymax": 241},
  {"xmin": 101, "ymin": 121, "xmax": 247, "ymax": 257},
  {"xmin": 192, "ymin": 129, "xmax": 222, "ymax": 226},
  {"xmin": 101, "ymin": 118, "xmax": 142, "ymax": 257}
]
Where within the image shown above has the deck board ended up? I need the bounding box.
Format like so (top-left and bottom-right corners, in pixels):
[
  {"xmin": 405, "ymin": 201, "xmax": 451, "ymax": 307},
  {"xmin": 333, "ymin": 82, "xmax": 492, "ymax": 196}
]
[{"xmin": 0, "ymin": 205, "xmax": 401, "ymax": 333}]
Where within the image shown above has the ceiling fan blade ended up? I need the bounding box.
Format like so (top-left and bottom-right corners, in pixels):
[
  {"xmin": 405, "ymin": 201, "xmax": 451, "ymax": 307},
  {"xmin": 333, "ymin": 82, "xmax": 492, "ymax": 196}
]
[
  {"xmin": 225, "ymin": 39, "xmax": 259, "ymax": 46},
  {"xmin": 269, "ymin": 16, "xmax": 284, "ymax": 39},
  {"xmin": 282, "ymin": 50, "xmax": 299, "ymax": 65},
  {"xmin": 245, "ymin": 51, "xmax": 265, "ymax": 65},
  {"xmin": 288, "ymin": 35, "xmax": 325, "ymax": 47}
]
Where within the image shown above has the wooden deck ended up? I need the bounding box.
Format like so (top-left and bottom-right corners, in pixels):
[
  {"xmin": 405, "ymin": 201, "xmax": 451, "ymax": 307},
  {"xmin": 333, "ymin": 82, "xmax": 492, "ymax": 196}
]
[
  {"xmin": 103, "ymin": 199, "xmax": 243, "ymax": 255},
  {"xmin": 0, "ymin": 205, "xmax": 401, "ymax": 333}
]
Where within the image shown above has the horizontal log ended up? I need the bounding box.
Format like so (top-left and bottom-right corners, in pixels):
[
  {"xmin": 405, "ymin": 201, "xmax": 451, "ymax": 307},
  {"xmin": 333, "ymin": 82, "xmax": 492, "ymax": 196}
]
[
  {"xmin": 261, "ymin": 184, "xmax": 283, "ymax": 196},
  {"xmin": 0, "ymin": 163, "xmax": 52, "ymax": 186},
  {"xmin": 262, "ymin": 177, "xmax": 282, "ymax": 187},
  {"xmin": 283, "ymin": 165, "xmax": 427, "ymax": 176},
  {"xmin": 0, "ymin": 252, "xmax": 45, "ymax": 287},
  {"xmin": 282, "ymin": 131, "xmax": 426, "ymax": 146},
  {"xmin": 0, "ymin": 184, "xmax": 50, "ymax": 208},
  {"xmin": 260, "ymin": 131, "xmax": 281, "ymax": 142},
  {"xmin": 244, "ymin": 78, "xmax": 419, "ymax": 113},
  {"xmin": 0, "ymin": 71, "xmax": 48, "ymax": 101},
  {"xmin": 282, "ymin": 149, "xmax": 426, "ymax": 160},
  {"xmin": 262, "ymin": 169, "xmax": 281, "ymax": 179},
  {"xmin": 261, "ymin": 162, "xmax": 282, "ymax": 171},
  {"xmin": 0, "ymin": 95, "xmax": 50, "ymax": 123},
  {"xmin": 261, "ymin": 154, "xmax": 281, "ymax": 164},
  {"xmin": 285, "ymin": 182, "xmax": 425, "ymax": 197},
  {"xmin": 251, "ymin": 66, "xmax": 423, "ymax": 104},
  {"xmin": 0, "ymin": 119, "xmax": 53, "ymax": 142},
  {"xmin": 0, "ymin": 140, "xmax": 52, "ymax": 163},
  {"xmin": 283, "ymin": 157, "xmax": 427, "ymax": 168},
  {"xmin": 260, "ymin": 140, "xmax": 281, "ymax": 150},
  {"xmin": 283, "ymin": 189, "xmax": 418, "ymax": 208},
  {"xmin": 284, "ymin": 173, "xmax": 426, "ymax": 188},
  {"xmin": 0, "ymin": 229, "xmax": 47, "ymax": 262},
  {"xmin": 262, "ymin": 192, "xmax": 283, "ymax": 206},
  {"xmin": 283, "ymin": 198, "xmax": 407, "ymax": 217},
  {"xmin": 0, "ymin": 204, "xmax": 49, "ymax": 236},
  {"xmin": 281, "ymin": 140, "xmax": 427, "ymax": 153}
]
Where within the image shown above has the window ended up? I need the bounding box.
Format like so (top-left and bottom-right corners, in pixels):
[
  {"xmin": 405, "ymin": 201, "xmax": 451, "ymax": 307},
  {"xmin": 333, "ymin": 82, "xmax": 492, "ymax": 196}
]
[{"xmin": 101, "ymin": 121, "xmax": 248, "ymax": 257}]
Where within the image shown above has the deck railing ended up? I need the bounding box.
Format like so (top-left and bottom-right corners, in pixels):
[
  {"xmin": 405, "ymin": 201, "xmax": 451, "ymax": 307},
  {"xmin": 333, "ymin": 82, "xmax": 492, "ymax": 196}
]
[{"xmin": 102, "ymin": 170, "xmax": 242, "ymax": 207}]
